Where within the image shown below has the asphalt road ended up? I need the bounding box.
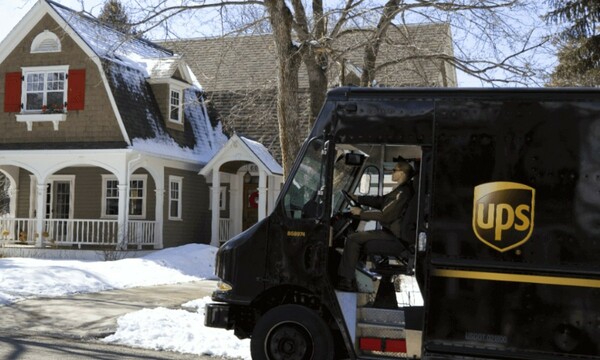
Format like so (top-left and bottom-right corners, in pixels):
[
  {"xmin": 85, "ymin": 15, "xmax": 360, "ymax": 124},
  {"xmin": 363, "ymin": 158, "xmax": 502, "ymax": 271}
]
[{"xmin": 0, "ymin": 281, "xmax": 223, "ymax": 359}]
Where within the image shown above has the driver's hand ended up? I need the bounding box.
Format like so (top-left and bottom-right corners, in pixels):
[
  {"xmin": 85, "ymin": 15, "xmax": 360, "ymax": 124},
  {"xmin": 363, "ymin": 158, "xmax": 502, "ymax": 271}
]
[{"xmin": 350, "ymin": 206, "xmax": 362, "ymax": 216}]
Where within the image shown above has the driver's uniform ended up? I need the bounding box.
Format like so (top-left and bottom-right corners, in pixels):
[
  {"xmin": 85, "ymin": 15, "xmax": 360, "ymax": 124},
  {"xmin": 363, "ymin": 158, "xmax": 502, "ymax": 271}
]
[{"xmin": 338, "ymin": 181, "xmax": 414, "ymax": 280}]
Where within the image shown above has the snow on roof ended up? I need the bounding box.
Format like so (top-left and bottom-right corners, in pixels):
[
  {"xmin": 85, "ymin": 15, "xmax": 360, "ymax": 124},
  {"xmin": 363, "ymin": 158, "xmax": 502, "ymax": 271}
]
[
  {"xmin": 49, "ymin": 0, "xmax": 171, "ymax": 59},
  {"xmin": 240, "ymin": 136, "xmax": 283, "ymax": 175},
  {"xmin": 48, "ymin": 0, "xmax": 176, "ymax": 76}
]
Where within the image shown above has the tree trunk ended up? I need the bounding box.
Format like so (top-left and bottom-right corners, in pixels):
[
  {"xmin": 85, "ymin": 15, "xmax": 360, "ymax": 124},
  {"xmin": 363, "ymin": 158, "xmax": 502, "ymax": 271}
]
[
  {"xmin": 304, "ymin": 51, "xmax": 328, "ymax": 126},
  {"xmin": 265, "ymin": 0, "xmax": 303, "ymax": 178},
  {"xmin": 361, "ymin": 0, "xmax": 401, "ymax": 86}
]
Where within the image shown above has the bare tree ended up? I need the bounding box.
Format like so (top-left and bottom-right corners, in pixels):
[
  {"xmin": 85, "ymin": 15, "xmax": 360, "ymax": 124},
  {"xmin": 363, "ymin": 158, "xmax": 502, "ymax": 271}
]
[{"xmin": 125, "ymin": 0, "xmax": 547, "ymax": 176}]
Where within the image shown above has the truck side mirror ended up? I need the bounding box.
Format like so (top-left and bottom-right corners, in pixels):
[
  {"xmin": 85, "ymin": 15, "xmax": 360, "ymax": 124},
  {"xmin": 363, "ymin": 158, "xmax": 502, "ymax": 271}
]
[
  {"xmin": 357, "ymin": 166, "xmax": 379, "ymax": 195},
  {"xmin": 345, "ymin": 153, "xmax": 364, "ymax": 166}
]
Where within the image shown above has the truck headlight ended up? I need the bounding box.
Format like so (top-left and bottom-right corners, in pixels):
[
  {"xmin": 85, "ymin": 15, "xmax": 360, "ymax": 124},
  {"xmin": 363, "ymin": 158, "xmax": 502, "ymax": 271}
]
[{"xmin": 217, "ymin": 280, "xmax": 232, "ymax": 291}]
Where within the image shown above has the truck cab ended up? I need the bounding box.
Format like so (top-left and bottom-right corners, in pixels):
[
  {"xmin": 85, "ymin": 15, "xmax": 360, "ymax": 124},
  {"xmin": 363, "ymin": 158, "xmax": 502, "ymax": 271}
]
[{"xmin": 205, "ymin": 87, "xmax": 600, "ymax": 360}]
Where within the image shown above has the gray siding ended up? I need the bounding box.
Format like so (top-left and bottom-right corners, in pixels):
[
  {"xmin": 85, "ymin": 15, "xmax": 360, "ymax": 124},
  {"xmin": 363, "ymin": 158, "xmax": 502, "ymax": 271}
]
[{"xmin": 163, "ymin": 167, "xmax": 211, "ymax": 247}]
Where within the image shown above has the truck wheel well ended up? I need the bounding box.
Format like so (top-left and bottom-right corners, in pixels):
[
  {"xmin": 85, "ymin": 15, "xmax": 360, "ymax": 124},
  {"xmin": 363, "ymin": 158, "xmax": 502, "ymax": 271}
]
[{"xmin": 248, "ymin": 285, "xmax": 348, "ymax": 358}]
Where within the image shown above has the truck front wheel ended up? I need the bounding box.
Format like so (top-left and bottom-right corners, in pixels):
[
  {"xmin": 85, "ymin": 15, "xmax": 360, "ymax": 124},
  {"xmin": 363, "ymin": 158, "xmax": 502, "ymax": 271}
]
[{"xmin": 251, "ymin": 304, "xmax": 334, "ymax": 360}]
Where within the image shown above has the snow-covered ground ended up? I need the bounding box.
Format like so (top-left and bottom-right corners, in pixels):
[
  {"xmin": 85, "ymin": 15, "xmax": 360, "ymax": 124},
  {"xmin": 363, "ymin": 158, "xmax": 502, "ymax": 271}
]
[{"xmin": 0, "ymin": 244, "xmax": 251, "ymax": 359}]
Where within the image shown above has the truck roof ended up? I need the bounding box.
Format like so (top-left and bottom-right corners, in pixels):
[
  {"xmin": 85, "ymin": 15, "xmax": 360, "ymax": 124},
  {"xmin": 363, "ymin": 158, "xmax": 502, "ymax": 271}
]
[{"xmin": 327, "ymin": 86, "xmax": 600, "ymax": 101}]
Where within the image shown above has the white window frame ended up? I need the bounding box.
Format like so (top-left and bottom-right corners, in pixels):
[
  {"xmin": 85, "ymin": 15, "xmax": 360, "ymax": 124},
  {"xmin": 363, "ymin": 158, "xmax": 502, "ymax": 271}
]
[
  {"xmin": 169, "ymin": 86, "xmax": 183, "ymax": 124},
  {"xmin": 168, "ymin": 176, "xmax": 183, "ymax": 220},
  {"xmin": 209, "ymin": 186, "xmax": 227, "ymax": 211},
  {"xmin": 101, "ymin": 174, "xmax": 148, "ymax": 219},
  {"xmin": 21, "ymin": 65, "xmax": 69, "ymax": 114}
]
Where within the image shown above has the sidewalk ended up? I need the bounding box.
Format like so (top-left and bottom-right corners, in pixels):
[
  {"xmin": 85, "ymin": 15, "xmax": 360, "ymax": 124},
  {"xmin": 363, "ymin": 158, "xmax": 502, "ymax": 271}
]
[{"xmin": 0, "ymin": 280, "xmax": 217, "ymax": 339}]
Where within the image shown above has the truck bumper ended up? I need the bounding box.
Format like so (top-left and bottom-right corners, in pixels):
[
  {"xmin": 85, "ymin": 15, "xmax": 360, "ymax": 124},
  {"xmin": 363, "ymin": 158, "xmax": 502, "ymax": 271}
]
[{"xmin": 204, "ymin": 303, "xmax": 233, "ymax": 329}]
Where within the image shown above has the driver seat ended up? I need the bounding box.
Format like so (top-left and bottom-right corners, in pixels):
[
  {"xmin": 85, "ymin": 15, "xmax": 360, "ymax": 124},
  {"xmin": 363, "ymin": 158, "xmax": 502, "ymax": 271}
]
[{"xmin": 362, "ymin": 183, "xmax": 419, "ymax": 309}]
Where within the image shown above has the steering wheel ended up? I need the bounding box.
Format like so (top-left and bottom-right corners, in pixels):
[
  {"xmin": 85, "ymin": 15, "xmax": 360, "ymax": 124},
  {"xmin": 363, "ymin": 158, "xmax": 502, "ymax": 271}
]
[{"xmin": 342, "ymin": 190, "xmax": 359, "ymax": 207}]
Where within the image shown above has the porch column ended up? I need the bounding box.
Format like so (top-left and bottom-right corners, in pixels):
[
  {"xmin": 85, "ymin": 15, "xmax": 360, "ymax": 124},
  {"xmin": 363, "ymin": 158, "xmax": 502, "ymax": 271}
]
[
  {"xmin": 35, "ymin": 183, "xmax": 45, "ymax": 247},
  {"xmin": 258, "ymin": 170, "xmax": 267, "ymax": 221},
  {"xmin": 117, "ymin": 183, "xmax": 128, "ymax": 249},
  {"xmin": 267, "ymin": 176, "xmax": 275, "ymax": 215},
  {"xmin": 210, "ymin": 169, "xmax": 221, "ymax": 247},
  {"xmin": 154, "ymin": 188, "xmax": 165, "ymax": 249},
  {"xmin": 229, "ymin": 174, "xmax": 241, "ymax": 236},
  {"xmin": 8, "ymin": 187, "xmax": 17, "ymax": 218}
]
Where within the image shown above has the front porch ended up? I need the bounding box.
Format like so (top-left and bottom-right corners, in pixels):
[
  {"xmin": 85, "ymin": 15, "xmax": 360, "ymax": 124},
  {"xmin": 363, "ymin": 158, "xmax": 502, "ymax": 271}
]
[
  {"xmin": 0, "ymin": 218, "xmax": 156, "ymax": 249},
  {"xmin": 0, "ymin": 149, "xmax": 213, "ymax": 252}
]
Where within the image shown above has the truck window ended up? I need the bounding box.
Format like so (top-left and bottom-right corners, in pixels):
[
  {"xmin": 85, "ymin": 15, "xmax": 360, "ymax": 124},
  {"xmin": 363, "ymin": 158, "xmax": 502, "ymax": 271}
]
[{"xmin": 283, "ymin": 137, "xmax": 325, "ymax": 219}]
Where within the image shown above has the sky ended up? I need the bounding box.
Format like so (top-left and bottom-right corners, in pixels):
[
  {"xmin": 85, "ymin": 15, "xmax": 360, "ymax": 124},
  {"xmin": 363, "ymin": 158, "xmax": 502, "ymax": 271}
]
[{"xmin": 0, "ymin": 0, "xmax": 554, "ymax": 88}]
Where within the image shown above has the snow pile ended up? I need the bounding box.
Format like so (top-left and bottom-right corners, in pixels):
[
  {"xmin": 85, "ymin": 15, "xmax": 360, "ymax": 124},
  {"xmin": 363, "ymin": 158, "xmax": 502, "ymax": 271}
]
[
  {"xmin": 104, "ymin": 297, "xmax": 251, "ymax": 359},
  {"xmin": 0, "ymin": 244, "xmax": 217, "ymax": 306}
]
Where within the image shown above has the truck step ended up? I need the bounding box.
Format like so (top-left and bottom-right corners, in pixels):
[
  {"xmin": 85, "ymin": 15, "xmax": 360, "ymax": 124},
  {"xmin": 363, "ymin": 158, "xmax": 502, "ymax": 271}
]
[
  {"xmin": 357, "ymin": 322, "xmax": 406, "ymax": 339},
  {"xmin": 358, "ymin": 306, "xmax": 405, "ymax": 327}
]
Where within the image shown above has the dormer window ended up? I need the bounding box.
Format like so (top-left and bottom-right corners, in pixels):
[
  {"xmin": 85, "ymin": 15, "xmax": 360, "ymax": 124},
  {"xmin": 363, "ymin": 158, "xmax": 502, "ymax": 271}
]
[
  {"xmin": 169, "ymin": 87, "xmax": 183, "ymax": 124},
  {"xmin": 31, "ymin": 30, "xmax": 61, "ymax": 53}
]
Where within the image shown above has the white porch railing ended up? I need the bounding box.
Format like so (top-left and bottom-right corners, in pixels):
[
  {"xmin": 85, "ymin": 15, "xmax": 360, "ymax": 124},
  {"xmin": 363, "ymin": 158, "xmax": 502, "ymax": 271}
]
[
  {"xmin": 0, "ymin": 218, "xmax": 156, "ymax": 249},
  {"xmin": 219, "ymin": 218, "xmax": 231, "ymax": 244},
  {"xmin": 0, "ymin": 218, "xmax": 36, "ymax": 245},
  {"xmin": 127, "ymin": 220, "xmax": 156, "ymax": 248}
]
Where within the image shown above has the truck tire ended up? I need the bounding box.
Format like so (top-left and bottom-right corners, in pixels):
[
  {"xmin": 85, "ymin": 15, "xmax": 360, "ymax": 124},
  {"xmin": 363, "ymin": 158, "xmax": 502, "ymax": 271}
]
[{"xmin": 251, "ymin": 304, "xmax": 334, "ymax": 360}]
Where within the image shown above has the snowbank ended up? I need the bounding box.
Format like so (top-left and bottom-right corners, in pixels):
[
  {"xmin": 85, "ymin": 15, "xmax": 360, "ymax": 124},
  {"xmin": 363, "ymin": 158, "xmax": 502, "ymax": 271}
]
[
  {"xmin": 0, "ymin": 243, "xmax": 217, "ymax": 306},
  {"xmin": 104, "ymin": 297, "xmax": 251, "ymax": 359}
]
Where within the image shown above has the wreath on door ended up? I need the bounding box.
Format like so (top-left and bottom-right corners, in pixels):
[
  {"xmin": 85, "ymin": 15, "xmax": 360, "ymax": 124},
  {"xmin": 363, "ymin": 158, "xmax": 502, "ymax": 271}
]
[{"xmin": 248, "ymin": 191, "xmax": 259, "ymax": 209}]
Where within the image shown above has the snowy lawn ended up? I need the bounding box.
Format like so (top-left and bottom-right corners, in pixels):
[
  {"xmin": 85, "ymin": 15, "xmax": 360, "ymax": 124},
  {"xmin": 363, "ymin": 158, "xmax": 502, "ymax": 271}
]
[
  {"xmin": 0, "ymin": 244, "xmax": 251, "ymax": 359},
  {"xmin": 0, "ymin": 244, "xmax": 216, "ymax": 305}
]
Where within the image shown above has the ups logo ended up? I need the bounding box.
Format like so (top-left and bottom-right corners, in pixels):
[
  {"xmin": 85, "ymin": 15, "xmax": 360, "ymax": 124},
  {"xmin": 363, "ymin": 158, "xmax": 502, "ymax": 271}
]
[{"xmin": 472, "ymin": 182, "xmax": 535, "ymax": 252}]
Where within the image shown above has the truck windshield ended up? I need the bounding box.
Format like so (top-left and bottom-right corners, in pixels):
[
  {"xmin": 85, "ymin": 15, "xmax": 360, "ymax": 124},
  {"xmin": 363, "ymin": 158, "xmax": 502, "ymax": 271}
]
[
  {"xmin": 283, "ymin": 137, "xmax": 325, "ymax": 219},
  {"xmin": 331, "ymin": 151, "xmax": 359, "ymax": 212}
]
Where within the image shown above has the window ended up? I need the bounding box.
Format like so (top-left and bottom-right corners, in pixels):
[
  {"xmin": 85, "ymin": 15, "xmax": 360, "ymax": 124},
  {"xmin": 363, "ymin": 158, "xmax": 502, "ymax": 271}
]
[
  {"xmin": 101, "ymin": 175, "xmax": 147, "ymax": 218},
  {"xmin": 169, "ymin": 88, "xmax": 182, "ymax": 123},
  {"xmin": 283, "ymin": 137, "xmax": 325, "ymax": 219},
  {"xmin": 129, "ymin": 178, "xmax": 146, "ymax": 217},
  {"xmin": 22, "ymin": 66, "xmax": 68, "ymax": 113},
  {"xmin": 104, "ymin": 179, "xmax": 119, "ymax": 216},
  {"xmin": 169, "ymin": 176, "xmax": 183, "ymax": 220}
]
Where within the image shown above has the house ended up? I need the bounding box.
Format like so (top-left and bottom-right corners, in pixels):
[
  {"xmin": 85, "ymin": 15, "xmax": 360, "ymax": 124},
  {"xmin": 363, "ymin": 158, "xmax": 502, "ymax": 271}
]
[
  {"xmin": 163, "ymin": 25, "xmax": 456, "ymax": 245},
  {"xmin": 0, "ymin": 0, "xmax": 228, "ymax": 256}
]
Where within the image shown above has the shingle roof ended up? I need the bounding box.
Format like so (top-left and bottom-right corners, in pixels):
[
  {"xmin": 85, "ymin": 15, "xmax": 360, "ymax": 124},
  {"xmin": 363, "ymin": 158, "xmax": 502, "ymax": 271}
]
[
  {"xmin": 162, "ymin": 23, "xmax": 456, "ymax": 92},
  {"xmin": 333, "ymin": 23, "xmax": 457, "ymax": 87},
  {"xmin": 163, "ymin": 35, "xmax": 279, "ymax": 92}
]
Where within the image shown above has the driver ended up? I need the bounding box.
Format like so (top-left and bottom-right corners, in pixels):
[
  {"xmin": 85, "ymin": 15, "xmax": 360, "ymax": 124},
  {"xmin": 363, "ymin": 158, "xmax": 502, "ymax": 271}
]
[{"xmin": 337, "ymin": 156, "xmax": 415, "ymax": 292}]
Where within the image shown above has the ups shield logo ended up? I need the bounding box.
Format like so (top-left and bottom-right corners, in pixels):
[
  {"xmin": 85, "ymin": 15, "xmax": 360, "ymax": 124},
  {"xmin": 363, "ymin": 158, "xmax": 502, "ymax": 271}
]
[{"xmin": 473, "ymin": 182, "xmax": 535, "ymax": 252}]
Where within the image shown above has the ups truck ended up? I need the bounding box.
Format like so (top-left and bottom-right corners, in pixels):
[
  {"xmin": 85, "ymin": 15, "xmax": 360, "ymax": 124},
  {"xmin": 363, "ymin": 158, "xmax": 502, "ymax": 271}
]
[{"xmin": 205, "ymin": 87, "xmax": 600, "ymax": 360}]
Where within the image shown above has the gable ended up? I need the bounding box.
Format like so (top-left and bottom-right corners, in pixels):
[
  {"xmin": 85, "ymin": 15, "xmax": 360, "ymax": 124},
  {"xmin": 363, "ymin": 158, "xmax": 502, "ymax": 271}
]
[{"xmin": 0, "ymin": 13, "xmax": 125, "ymax": 146}]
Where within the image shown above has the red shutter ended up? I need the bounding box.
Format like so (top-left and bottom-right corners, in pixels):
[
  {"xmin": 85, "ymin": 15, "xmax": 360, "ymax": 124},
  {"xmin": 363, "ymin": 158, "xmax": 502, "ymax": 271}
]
[
  {"xmin": 4, "ymin": 72, "xmax": 22, "ymax": 112},
  {"xmin": 68, "ymin": 69, "xmax": 85, "ymax": 110}
]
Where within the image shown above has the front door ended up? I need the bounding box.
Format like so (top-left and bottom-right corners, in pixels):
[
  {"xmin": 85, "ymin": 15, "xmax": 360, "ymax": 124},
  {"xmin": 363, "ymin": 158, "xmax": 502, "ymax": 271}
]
[
  {"xmin": 48, "ymin": 181, "xmax": 71, "ymax": 220},
  {"xmin": 45, "ymin": 180, "xmax": 72, "ymax": 242},
  {"xmin": 243, "ymin": 183, "xmax": 258, "ymax": 230}
]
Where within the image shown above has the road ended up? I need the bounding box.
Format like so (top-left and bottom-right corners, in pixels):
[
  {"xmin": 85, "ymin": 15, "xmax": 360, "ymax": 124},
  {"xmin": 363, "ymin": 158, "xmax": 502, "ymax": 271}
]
[{"xmin": 0, "ymin": 281, "xmax": 222, "ymax": 359}]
